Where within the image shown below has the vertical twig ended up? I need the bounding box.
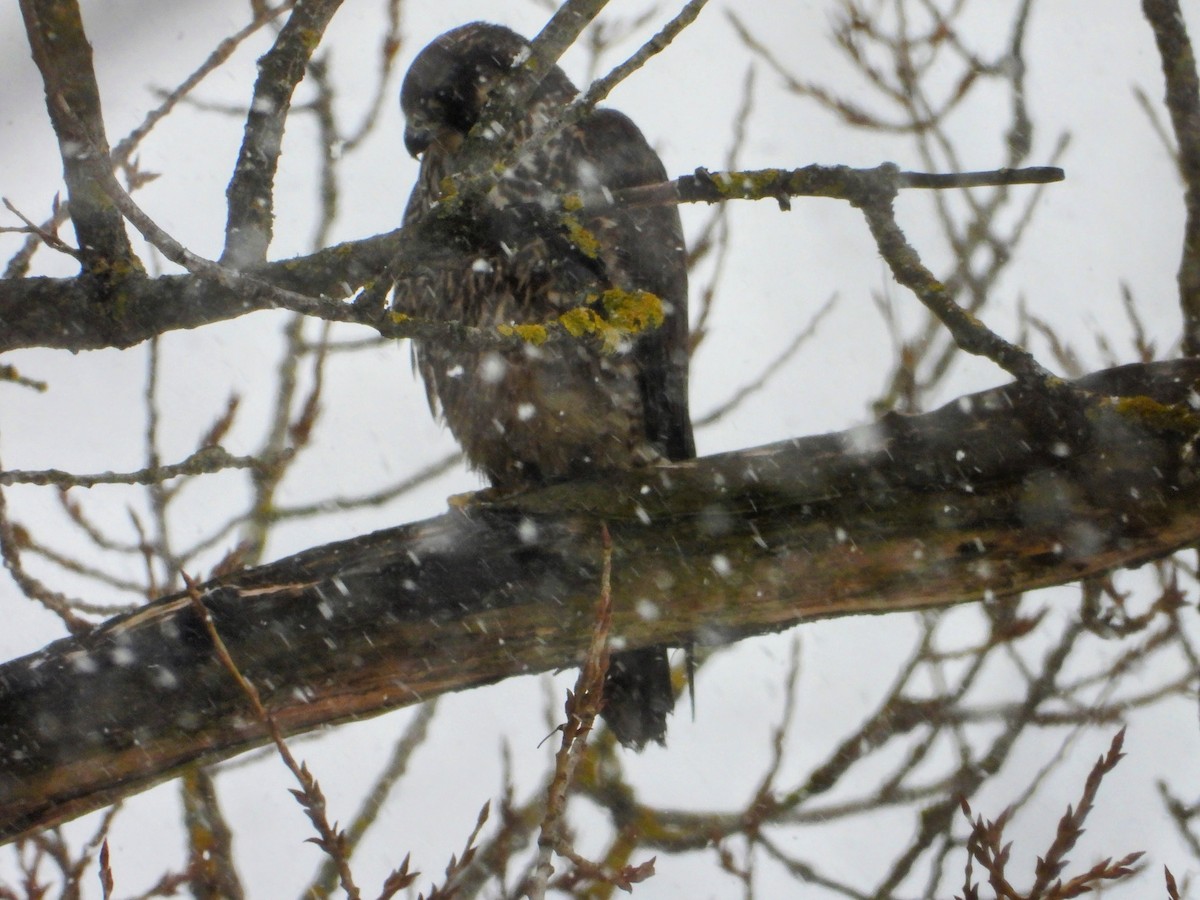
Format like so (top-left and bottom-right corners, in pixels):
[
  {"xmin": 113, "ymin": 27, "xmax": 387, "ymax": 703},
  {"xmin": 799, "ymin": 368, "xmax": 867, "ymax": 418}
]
[
  {"xmin": 1142, "ymin": 0, "xmax": 1200, "ymax": 355},
  {"xmin": 97, "ymin": 840, "xmax": 113, "ymax": 900},
  {"xmin": 526, "ymin": 523, "xmax": 614, "ymax": 900},
  {"xmin": 0, "ymin": 455, "xmax": 91, "ymax": 635},
  {"xmin": 18, "ymin": 0, "xmax": 138, "ymax": 274},
  {"xmin": 182, "ymin": 573, "xmax": 362, "ymax": 900}
]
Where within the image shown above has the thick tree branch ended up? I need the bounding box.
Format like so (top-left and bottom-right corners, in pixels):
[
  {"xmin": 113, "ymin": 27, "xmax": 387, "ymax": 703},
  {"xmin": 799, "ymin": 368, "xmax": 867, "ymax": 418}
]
[
  {"xmin": 18, "ymin": 0, "xmax": 138, "ymax": 275},
  {"xmin": 221, "ymin": 0, "xmax": 344, "ymax": 267},
  {"xmin": 1, "ymin": 359, "xmax": 1197, "ymax": 843},
  {"xmin": 0, "ymin": 230, "xmax": 392, "ymax": 352},
  {"xmin": 0, "ymin": 165, "xmax": 1061, "ymax": 354}
]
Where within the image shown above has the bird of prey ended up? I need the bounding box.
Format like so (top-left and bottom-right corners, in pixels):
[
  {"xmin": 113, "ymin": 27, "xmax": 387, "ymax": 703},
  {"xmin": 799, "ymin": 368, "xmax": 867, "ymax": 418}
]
[{"xmin": 396, "ymin": 22, "xmax": 694, "ymax": 749}]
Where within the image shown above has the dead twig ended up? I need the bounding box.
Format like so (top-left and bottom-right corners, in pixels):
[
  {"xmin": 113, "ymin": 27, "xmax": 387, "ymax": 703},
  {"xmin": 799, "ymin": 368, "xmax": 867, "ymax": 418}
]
[{"xmin": 181, "ymin": 572, "xmax": 363, "ymax": 900}]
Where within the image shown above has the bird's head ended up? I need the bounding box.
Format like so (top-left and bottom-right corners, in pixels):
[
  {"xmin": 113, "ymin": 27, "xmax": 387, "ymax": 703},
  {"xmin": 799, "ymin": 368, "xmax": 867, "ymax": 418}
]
[{"xmin": 400, "ymin": 22, "xmax": 574, "ymax": 159}]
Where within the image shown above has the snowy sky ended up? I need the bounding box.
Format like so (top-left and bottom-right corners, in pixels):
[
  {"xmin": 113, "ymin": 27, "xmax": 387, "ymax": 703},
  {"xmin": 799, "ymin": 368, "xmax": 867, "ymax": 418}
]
[{"xmin": 0, "ymin": 1, "xmax": 1195, "ymax": 896}]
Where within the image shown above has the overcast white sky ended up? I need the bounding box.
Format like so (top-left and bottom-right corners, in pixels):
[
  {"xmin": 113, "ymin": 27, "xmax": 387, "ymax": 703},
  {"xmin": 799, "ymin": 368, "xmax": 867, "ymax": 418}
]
[{"xmin": 1, "ymin": 1, "xmax": 1196, "ymax": 896}]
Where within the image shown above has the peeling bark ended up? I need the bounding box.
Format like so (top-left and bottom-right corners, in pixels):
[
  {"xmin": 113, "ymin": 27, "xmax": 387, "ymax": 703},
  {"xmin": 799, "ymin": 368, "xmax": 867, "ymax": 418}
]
[{"xmin": 1, "ymin": 360, "xmax": 1198, "ymax": 842}]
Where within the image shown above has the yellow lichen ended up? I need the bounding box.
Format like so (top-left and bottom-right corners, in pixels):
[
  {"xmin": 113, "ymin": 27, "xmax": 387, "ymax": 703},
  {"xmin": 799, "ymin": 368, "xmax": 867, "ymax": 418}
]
[
  {"xmin": 561, "ymin": 192, "xmax": 584, "ymax": 212},
  {"xmin": 600, "ymin": 289, "xmax": 664, "ymax": 333},
  {"xmin": 499, "ymin": 322, "xmax": 549, "ymax": 345},
  {"xmin": 558, "ymin": 307, "xmax": 603, "ymax": 338},
  {"xmin": 1111, "ymin": 395, "xmax": 1200, "ymax": 433},
  {"xmin": 743, "ymin": 169, "xmax": 787, "ymax": 198},
  {"xmin": 390, "ymin": 311, "xmax": 410, "ymax": 325},
  {"xmin": 561, "ymin": 214, "xmax": 601, "ymax": 259},
  {"xmin": 299, "ymin": 27, "xmax": 322, "ymax": 52},
  {"xmin": 88, "ymin": 256, "xmax": 146, "ymax": 279},
  {"xmin": 707, "ymin": 168, "xmax": 785, "ymax": 200},
  {"xmin": 552, "ymin": 291, "xmax": 666, "ymax": 354}
]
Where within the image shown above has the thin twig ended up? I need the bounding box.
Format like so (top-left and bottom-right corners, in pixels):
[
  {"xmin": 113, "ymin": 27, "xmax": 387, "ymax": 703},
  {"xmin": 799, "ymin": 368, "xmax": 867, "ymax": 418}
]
[
  {"xmin": 0, "ymin": 364, "xmax": 48, "ymax": 392},
  {"xmin": 304, "ymin": 700, "xmax": 439, "ymax": 899},
  {"xmin": 525, "ymin": 523, "xmax": 654, "ymax": 899},
  {"xmin": 109, "ymin": 1, "xmax": 298, "ymax": 169},
  {"xmin": 270, "ymin": 452, "xmax": 461, "ymax": 520},
  {"xmin": 694, "ymin": 293, "xmax": 837, "ymax": 428},
  {"xmin": 1, "ymin": 198, "xmax": 80, "ymax": 259},
  {"xmin": 340, "ymin": 0, "xmax": 404, "ymax": 152},
  {"xmin": 182, "ymin": 573, "xmax": 362, "ymax": 900},
  {"xmin": 0, "ymin": 447, "xmax": 271, "ymax": 488},
  {"xmin": 1027, "ymin": 728, "xmax": 1130, "ymax": 896},
  {"xmin": 0, "ymin": 455, "xmax": 92, "ymax": 635},
  {"xmin": 850, "ymin": 170, "xmax": 1069, "ymax": 397},
  {"xmin": 578, "ymin": 0, "xmax": 710, "ymax": 111}
]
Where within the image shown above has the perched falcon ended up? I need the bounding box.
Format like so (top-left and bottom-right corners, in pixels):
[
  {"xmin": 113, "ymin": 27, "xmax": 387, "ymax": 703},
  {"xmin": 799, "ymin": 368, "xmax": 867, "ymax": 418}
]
[{"xmin": 397, "ymin": 22, "xmax": 694, "ymax": 749}]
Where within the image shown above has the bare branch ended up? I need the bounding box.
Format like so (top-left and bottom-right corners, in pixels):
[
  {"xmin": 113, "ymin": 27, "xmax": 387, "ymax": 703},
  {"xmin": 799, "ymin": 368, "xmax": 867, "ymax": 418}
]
[
  {"xmin": 17, "ymin": 0, "xmax": 138, "ymax": 274},
  {"xmin": 0, "ymin": 447, "xmax": 272, "ymax": 489},
  {"xmin": 0, "ymin": 199, "xmax": 80, "ymax": 261},
  {"xmin": 303, "ymin": 701, "xmax": 439, "ymax": 899},
  {"xmin": 220, "ymin": 0, "xmax": 345, "ymax": 267},
  {"xmin": 1142, "ymin": 0, "xmax": 1200, "ymax": 355},
  {"xmin": 578, "ymin": 0, "xmax": 710, "ymax": 110},
  {"xmin": 0, "ymin": 461, "xmax": 91, "ymax": 635},
  {"xmin": 3, "ymin": 360, "xmax": 1199, "ymax": 843},
  {"xmin": 110, "ymin": 1, "xmax": 299, "ymax": 171},
  {"xmin": 603, "ymin": 163, "xmax": 1064, "ymax": 213},
  {"xmin": 505, "ymin": 0, "xmax": 612, "ymax": 131},
  {"xmin": 183, "ymin": 573, "xmax": 363, "ymax": 900},
  {"xmin": 180, "ymin": 767, "xmax": 243, "ymax": 900},
  {"xmin": 0, "ymin": 161, "xmax": 1062, "ymax": 356},
  {"xmin": 852, "ymin": 170, "xmax": 1067, "ymax": 396},
  {"xmin": 527, "ymin": 525, "xmax": 611, "ymax": 899}
]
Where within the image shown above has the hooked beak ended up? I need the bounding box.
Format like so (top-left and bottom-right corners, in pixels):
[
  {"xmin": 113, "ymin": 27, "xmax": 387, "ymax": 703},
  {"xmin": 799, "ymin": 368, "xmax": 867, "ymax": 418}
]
[{"xmin": 405, "ymin": 124, "xmax": 433, "ymax": 159}]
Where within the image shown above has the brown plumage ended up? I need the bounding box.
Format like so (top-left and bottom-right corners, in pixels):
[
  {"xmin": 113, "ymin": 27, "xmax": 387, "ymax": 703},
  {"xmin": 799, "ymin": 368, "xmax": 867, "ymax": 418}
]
[{"xmin": 396, "ymin": 22, "xmax": 693, "ymax": 749}]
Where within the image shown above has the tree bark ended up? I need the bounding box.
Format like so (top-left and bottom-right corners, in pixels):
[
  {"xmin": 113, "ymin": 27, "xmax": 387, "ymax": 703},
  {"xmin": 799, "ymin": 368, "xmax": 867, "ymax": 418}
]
[
  {"xmin": 18, "ymin": 0, "xmax": 138, "ymax": 275},
  {"xmin": 1, "ymin": 359, "xmax": 1198, "ymax": 843},
  {"xmin": 0, "ymin": 231, "xmax": 400, "ymax": 353}
]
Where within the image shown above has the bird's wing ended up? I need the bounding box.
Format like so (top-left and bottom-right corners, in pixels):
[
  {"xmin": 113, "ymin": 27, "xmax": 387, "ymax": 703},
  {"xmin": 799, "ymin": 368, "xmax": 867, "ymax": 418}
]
[{"xmin": 575, "ymin": 108, "xmax": 695, "ymax": 462}]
